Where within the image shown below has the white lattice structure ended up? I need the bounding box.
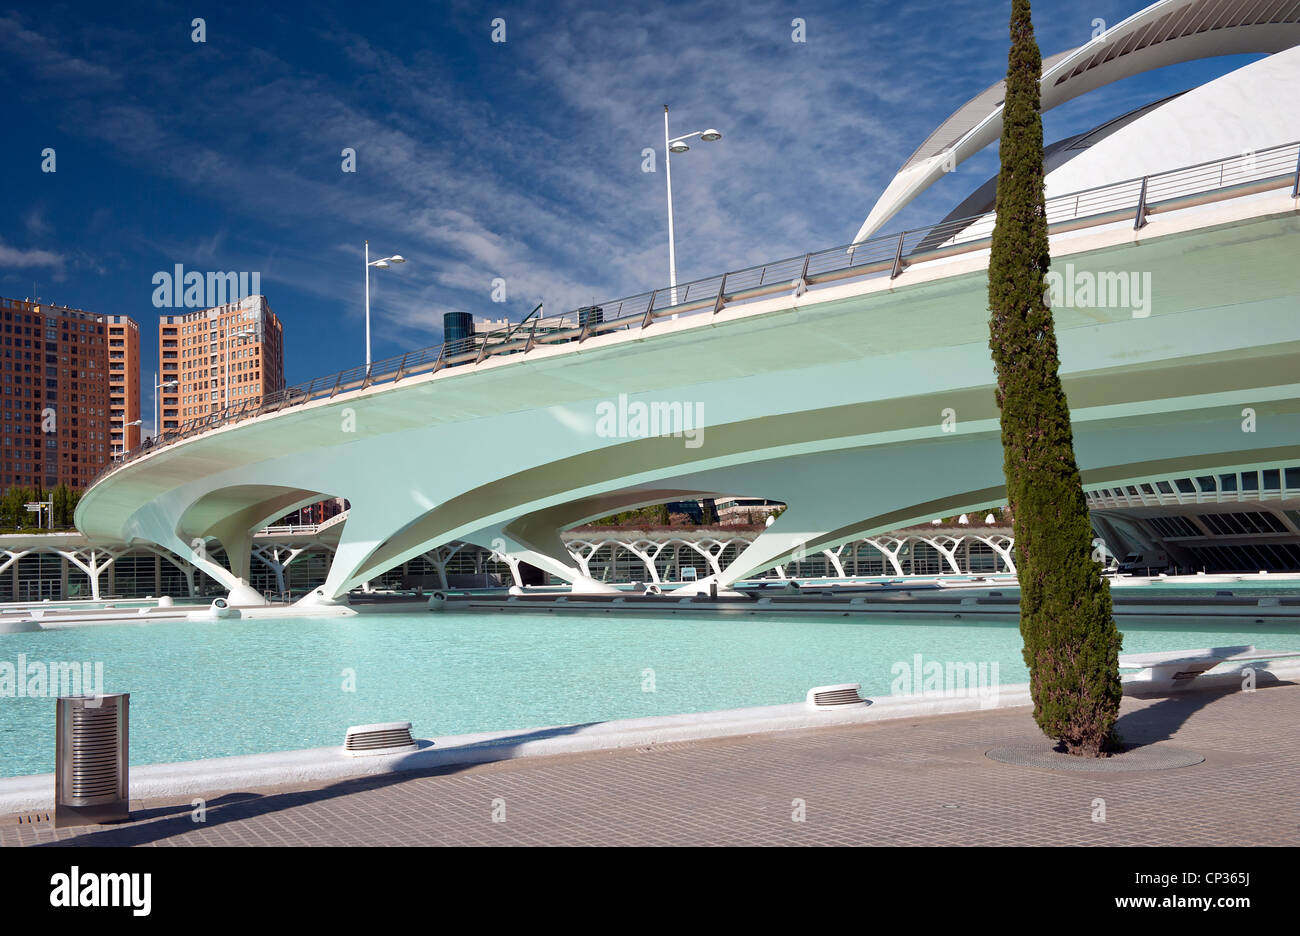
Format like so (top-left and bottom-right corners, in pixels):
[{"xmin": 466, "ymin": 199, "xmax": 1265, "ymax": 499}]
[
  {"xmin": 0, "ymin": 526, "xmax": 1021, "ymax": 601},
  {"xmin": 559, "ymin": 529, "xmax": 1016, "ymax": 584}
]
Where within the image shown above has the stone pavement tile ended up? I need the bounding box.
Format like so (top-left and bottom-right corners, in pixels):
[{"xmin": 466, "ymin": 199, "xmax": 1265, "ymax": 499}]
[{"xmin": 1, "ymin": 683, "xmax": 1296, "ymax": 846}]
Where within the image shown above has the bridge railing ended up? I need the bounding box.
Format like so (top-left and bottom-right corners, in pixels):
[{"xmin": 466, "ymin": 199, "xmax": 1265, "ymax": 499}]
[
  {"xmin": 90, "ymin": 139, "xmax": 1300, "ymax": 489},
  {"xmin": 257, "ymin": 524, "xmax": 322, "ymax": 536}
]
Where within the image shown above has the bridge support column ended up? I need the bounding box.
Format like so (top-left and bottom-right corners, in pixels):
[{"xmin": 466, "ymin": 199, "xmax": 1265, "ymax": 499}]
[
  {"xmin": 298, "ymin": 507, "xmax": 619, "ymax": 603},
  {"xmin": 672, "ymin": 504, "xmax": 846, "ymax": 595},
  {"xmin": 205, "ymin": 523, "xmax": 268, "ymax": 606},
  {"xmin": 298, "ymin": 502, "xmax": 425, "ymax": 605},
  {"xmin": 154, "ymin": 532, "xmax": 266, "ymax": 607},
  {"xmin": 464, "ymin": 520, "xmax": 619, "ymax": 593},
  {"xmin": 252, "ymin": 545, "xmax": 288, "ymax": 599}
]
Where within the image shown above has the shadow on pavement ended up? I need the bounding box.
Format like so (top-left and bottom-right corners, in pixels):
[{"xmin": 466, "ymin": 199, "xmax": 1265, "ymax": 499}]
[
  {"xmin": 32, "ymin": 721, "xmax": 598, "ymax": 847},
  {"xmin": 1115, "ymin": 675, "xmax": 1294, "ymax": 748}
]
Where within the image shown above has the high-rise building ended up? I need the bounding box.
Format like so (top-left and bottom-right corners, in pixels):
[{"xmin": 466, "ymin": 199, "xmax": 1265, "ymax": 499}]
[
  {"xmin": 0, "ymin": 296, "xmax": 135, "ymax": 493},
  {"xmin": 157, "ymin": 295, "xmax": 285, "ymax": 432},
  {"xmin": 105, "ymin": 316, "xmax": 141, "ymax": 456}
]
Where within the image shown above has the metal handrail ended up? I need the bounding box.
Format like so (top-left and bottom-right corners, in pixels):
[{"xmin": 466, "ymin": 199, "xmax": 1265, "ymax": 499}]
[{"xmin": 89, "ymin": 139, "xmax": 1300, "ymax": 490}]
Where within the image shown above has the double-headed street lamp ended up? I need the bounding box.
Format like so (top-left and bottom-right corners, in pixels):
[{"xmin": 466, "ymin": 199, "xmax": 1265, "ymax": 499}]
[
  {"xmin": 364, "ymin": 240, "xmax": 405, "ymax": 369},
  {"xmin": 663, "ymin": 105, "xmax": 722, "ymax": 304},
  {"xmin": 117, "ymin": 417, "xmax": 142, "ymax": 461}
]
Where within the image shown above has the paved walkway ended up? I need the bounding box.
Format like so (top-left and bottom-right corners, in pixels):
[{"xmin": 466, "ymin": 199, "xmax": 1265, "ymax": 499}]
[{"xmin": 3, "ymin": 683, "xmax": 1296, "ymax": 846}]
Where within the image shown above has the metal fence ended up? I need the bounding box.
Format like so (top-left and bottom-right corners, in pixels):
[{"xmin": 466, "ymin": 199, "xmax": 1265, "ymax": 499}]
[{"xmin": 90, "ymin": 139, "xmax": 1300, "ymax": 489}]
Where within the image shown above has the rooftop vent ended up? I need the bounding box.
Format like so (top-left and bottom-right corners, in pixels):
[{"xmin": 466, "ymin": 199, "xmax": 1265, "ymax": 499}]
[
  {"xmin": 805, "ymin": 683, "xmax": 868, "ymax": 709},
  {"xmin": 343, "ymin": 721, "xmax": 418, "ymax": 757}
]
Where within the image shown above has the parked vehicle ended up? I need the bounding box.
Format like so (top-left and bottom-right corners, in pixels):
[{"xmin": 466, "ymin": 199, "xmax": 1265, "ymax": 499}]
[{"xmin": 1116, "ymin": 550, "xmax": 1169, "ymax": 574}]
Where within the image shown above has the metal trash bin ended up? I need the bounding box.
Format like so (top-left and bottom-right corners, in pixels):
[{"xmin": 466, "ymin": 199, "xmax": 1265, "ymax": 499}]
[{"xmin": 55, "ymin": 693, "xmax": 129, "ymax": 827}]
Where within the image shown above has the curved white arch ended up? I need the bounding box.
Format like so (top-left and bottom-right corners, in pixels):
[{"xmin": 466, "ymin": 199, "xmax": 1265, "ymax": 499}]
[{"xmin": 854, "ymin": 0, "xmax": 1300, "ymax": 242}]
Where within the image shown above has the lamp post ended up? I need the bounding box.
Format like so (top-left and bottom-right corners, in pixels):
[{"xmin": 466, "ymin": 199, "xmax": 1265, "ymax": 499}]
[
  {"xmin": 364, "ymin": 241, "xmax": 405, "ymax": 369},
  {"xmin": 117, "ymin": 418, "xmax": 142, "ymax": 461},
  {"xmin": 153, "ymin": 371, "xmax": 177, "ymax": 441},
  {"xmin": 663, "ymin": 105, "xmax": 722, "ymax": 304}
]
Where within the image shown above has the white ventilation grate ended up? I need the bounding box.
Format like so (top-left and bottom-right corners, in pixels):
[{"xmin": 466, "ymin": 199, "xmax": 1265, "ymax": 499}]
[
  {"xmin": 343, "ymin": 721, "xmax": 418, "ymax": 757},
  {"xmin": 806, "ymin": 683, "xmax": 868, "ymax": 709},
  {"xmin": 69, "ymin": 705, "xmax": 120, "ymax": 799}
]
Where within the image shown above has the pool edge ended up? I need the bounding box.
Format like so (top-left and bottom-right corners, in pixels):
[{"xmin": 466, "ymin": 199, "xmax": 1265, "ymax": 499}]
[{"xmin": 4, "ymin": 660, "xmax": 1296, "ymax": 818}]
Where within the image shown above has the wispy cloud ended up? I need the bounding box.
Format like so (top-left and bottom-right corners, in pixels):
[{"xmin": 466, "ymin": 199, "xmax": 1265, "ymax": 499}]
[
  {"xmin": 0, "ymin": 0, "xmax": 1249, "ymax": 366},
  {"xmin": 0, "ymin": 240, "xmax": 65, "ymax": 272}
]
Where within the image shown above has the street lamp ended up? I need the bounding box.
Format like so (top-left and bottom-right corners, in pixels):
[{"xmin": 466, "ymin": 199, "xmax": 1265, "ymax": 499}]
[
  {"xmin": 153, "ymin": 371, "xmax": 178, "ymax": 441},
  {"xmin": 117, "ymin": 418, "xmax": 142, "ymax": 461},
  {"xmin": 663, "ymin": 105, "xmax": 722, "ymax": 304},
  {"xmin": 364, "ymin": 240, "xmax": 405, "ymax": 369}
]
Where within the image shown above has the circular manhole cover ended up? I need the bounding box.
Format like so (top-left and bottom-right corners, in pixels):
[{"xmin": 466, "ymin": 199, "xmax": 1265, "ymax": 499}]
[{"xmin": 985, "ymin": 743, "xmax": 1204, "ymax": 772}]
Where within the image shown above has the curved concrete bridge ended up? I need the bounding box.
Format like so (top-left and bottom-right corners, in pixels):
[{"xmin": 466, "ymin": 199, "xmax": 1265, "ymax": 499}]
[{"xmin": 75, "ymin": 176, "xmax": 1300, "ymax": 605}]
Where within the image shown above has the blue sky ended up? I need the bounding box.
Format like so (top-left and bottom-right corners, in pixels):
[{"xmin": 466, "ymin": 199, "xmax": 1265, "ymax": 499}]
[{"xmin": 0, "ymin": 0, "xmax": 1260, "ymax": 433}]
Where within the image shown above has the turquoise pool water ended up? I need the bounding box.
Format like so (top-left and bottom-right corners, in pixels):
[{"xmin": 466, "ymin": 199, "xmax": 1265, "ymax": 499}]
[{"xmin": 1, "ymin": 610, "xmax": 1298, "ymax": 778}]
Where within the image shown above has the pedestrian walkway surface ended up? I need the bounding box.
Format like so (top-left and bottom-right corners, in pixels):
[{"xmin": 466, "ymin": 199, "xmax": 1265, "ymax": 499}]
[{"xmin": 3, "ymin": 684, "xmax": 1295, "ymax": 846}]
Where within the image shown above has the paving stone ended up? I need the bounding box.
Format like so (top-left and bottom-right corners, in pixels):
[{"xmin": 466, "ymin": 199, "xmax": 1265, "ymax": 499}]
[{"xmin": 1, "ymin": 684, "xmax": 1296, "ymax": 846}]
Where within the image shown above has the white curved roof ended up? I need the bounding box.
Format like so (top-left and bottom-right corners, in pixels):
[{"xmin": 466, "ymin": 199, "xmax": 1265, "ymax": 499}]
[
  {"xmin": 916, "ymin": 45, "xmax": 1300, "ymax": 249},
  {"xmin": 1043, "ymin": 43, "xmax": 1300, "ymax": 195},
  {"xmin": 853, "ymin": 0, "xmax": 1300, "ymax": 243}
]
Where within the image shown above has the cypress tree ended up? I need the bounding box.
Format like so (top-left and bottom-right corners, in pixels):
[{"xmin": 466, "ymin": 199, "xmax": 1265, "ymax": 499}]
[{"xmin": 987, "ymin": 0, "xmax": 1123, "ymax": 756}]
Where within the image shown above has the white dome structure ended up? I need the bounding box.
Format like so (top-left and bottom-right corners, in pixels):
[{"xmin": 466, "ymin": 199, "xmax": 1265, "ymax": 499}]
[
  {"xmin": 915, "ymin": 43, "xmax": 1300, "ymax": 247},
  {"xmin": 853, "ymin": 0, "xmax": 1300, "ymax": 243},
  {"xmin": 1045, "ymin": 44, "xmax": 1300, "ymax": 197}
]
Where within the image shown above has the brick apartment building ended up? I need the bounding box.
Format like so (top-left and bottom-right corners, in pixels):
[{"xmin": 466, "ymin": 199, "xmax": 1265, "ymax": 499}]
[
  {"xmin": 0, "ymin": 296, "xmax": 135, "ymax": 492},
  {"xmin": 106, "ymin": 315, "xmax": 141, "ymax": 455},
  {"xmin": 157, "ymin": 295, "xmax": 285, "ymax": 431}
]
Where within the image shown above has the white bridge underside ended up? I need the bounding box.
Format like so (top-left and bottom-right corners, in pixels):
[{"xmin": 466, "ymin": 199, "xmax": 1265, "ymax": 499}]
[{"xmin": 74, "ymin": 187, "xmax": 1300, "ymax": 604}]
